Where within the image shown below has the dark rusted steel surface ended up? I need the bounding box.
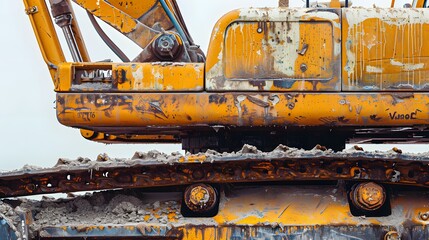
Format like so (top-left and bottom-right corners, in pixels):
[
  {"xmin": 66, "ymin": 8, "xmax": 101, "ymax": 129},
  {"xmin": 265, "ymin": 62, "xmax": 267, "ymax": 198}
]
[{"xmin": 1, "ymin": 147, "xmax": 429, "ymax": 198}]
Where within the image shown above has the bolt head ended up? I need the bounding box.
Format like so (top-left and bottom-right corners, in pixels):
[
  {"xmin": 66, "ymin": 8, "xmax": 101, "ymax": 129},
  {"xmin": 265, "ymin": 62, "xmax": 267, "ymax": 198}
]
[
  {"xmin": 189, "ymin": 186, "xmax": 209, "ymax": 205},
  {"xmin": 153, "ymin": 33, "xmax": 182, "ymax": 60},
  {"xmin": 384, "ymin": 231, "xmax": 400, "ymax": 240},
  {"xmin": 300, "ymin": 63, "xmax": 308, "ymax": 72},
  {"xmin": 184, "ymin": 184, "xmax": 217, "ymax": 213},
  {"xmin": 420, "ymin": 212, "xmax": 429, "ymax": 221},
  {"xmin": 352, "ymin": 182, "xmax": 386, "ymax": 211},
  {"xmin": 157, "ymin": 35, "xmax": 175, "ymax": 52}
]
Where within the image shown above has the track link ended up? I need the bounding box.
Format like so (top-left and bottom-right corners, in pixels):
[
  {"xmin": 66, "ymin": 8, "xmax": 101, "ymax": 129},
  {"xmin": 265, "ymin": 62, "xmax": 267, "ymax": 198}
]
[{"xmin": 1, "ymin": 145, "xmax": 429, "ymax": 198}]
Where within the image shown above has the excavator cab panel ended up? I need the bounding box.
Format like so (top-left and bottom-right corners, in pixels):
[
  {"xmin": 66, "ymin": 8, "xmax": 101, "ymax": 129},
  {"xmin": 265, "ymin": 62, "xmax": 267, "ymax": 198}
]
[
  {"xmin": 342, "ymin": 8, "xmax": 429, "ymax": 91},
  {"xmin": 206, "ymin": 8, "xmax": 341, "ymax": 91}
]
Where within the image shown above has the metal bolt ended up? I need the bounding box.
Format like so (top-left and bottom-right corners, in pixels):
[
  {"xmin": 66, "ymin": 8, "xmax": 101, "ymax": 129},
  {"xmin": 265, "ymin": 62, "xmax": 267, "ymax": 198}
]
[
  {"xmin": 420, "ymin": 212, "xmax": 429, "ymax": 221},
  {"xmin": 157, "ymin": 35, "xmax": 175, "ymax": 52},
  {"xmin": 25, "ymin": 6, "xmax": 38, "ymax": 15},
  {"xmin": 184, "ymin": 183, "xmax": 217, "ymax": 213},
  {"xmin": 153, "ymin": 33, "xmax": 181, "ymax": 60},
  {"xmin": 257, "ymin": 28, "xmax": 263, "ymax": 33},
  {"xmin": 384, "ymin": 231, "xmax": 400, "ymax": 240},
  {"xmin": 300, "ymin": 63, "xmax": 308, "ymax": 72},
  {"xmin": 351, "ymin": 182, "xmax": 386, "ymax": 211}
]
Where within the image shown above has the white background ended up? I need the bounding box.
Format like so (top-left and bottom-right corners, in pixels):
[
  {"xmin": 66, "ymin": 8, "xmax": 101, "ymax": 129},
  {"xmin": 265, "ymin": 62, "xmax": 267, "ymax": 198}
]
[{"xmin": 0, "ymin": 0, "xmax": 425, "ymax": 171}]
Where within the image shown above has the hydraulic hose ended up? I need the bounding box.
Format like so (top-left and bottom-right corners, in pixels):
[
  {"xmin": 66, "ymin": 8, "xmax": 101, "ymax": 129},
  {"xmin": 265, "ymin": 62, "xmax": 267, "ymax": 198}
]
[
  {"xmin": 87, "ymin": 12, "xmax": 130, "ymax": 62},
  {"xmin": 158, "ymin": 0, "xmax": 188, "ymax": 44}
]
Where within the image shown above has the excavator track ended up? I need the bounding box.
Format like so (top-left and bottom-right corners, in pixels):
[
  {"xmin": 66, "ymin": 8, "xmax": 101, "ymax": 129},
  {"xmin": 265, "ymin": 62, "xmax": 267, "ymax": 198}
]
[
  {"xmin": 1, "ymin": 145, "xmax": 429, "ymax": 199},
  {"xmin": 2, "ymin": 145, "xmax": 429, "ymax": 239}
]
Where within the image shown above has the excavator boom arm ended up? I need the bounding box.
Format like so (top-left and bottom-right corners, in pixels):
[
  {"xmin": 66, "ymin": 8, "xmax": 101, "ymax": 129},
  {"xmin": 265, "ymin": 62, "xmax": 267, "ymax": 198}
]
[{"xmin": 23, "ymin": 0, "xmax": 201, "ymax": 86}]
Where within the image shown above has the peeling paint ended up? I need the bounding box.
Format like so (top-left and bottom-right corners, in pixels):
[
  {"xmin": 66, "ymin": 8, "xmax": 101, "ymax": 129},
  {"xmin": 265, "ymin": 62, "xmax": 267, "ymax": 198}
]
[
  {"xmin": 390, "ymin": 59, "xmax": 425, "ymax": 71},
  {"xmin": 206, "ymin": 8, "xmax": 341, "ymax": 91},
  {"xmin": 343, "ymin": 8, "xmax": 429, "ymax": 91},
  {"xmin": 132, "ymin": 66, "xmax": 143, "ymax": 89},
  {"xmin": 235, "ymin": 95, "xmax": 247, "ymax": 126},
  {"xmin": 267, "ymin": 22, "xmax": 299, "ymax": 76},
  {"xmin": 345, "ymin": 8, "xmax": 429, "ymax": 27},
  {"xmin": 366, "ymin": 65, "xmax": 383, "ymax": 73}
]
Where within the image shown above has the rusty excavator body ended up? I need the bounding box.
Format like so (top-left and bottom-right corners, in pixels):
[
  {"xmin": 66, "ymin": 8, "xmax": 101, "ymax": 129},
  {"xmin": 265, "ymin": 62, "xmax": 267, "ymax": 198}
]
[{"xmin": 1, "ymin": 0, "xmax": 429, "ymax": 239}]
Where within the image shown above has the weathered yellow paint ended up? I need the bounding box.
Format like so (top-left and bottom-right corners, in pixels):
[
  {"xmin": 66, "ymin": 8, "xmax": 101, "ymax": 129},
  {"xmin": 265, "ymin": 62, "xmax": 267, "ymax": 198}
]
[
  {"xmin": 213, "ymin": 186, "xmax": 355, "ymax": 226},
  {"xmin": 23, "ymin": 0, "xmax": 65, "ymax": 81},
  {"xmin": 206, "ymin": 10, "xmax": 240, "ymax": 72},
  {"xmin": 224, "ymin": 22, "xmax": 333, "ymax": 80},
  {"xmin": 416, "ymin": 0, "xmax": 426, "ymax": 8},
  {"xmin": 17, "ymin": 2, "xmax": 429, "ymax": 238},
  {"xmin": 329, "ymin": 0, "xmax": 341, "ymax": 8},
  {"xmin": 55, "ymin": 62, "xmax": 204, "ymax": 92},
  {"xmin": 106, "ymin": 0, "xmax": 158, "ymax": 19},
  {"xmin": 72, "ymin": 0, "xmax": 137, "ymax": 33},
  {"xmin": 114, "ymin": 63, "xmax": 204, "ymax": 91},
  {"xmin": 104, "ymin": 0, "xmax": 175, "ymax": 34},
  {"xmin": 342, "ymin": 8, "xmax": 429, "ymax": 91},
  {"xmin": 70, "ymin": 0, "xmax": 181, "ymax": 51},
  {"xmin": 206, "ymin": 8, "xmax": 341, "ymax": 91},
  {"xmin": 56, "ymin": 62, "xmax": 74, "ymax": 91},
  {"xmin": 56, "ymin": 92, "xmax": 429, "ymax": 129},
  {"xmin": 22, "ymin": 1, "xmax": 429, "ymax": 145},
  {"xmin": 72, "ymin": 0, "xmax": 160, "ymax": 49}
]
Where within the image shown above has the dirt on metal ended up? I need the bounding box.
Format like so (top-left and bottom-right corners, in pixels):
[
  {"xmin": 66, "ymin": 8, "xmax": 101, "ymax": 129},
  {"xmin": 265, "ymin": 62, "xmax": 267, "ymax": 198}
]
[
  {"xmin": 0, "ymin": 201, "xmax": 22, "ymax": 239},
  {"xmin": 6, "ymin": 144, "xmax": 428, "ymax": 173},
  {"xmin": 2, "ymin": 182, "xmax": 429, "ymax": 239}
]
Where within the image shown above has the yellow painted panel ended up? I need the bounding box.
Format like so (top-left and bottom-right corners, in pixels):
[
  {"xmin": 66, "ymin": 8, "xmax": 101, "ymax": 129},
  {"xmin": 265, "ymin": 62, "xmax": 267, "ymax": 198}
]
[
  {"xmin": 56, "ymin": 92, "xmax": 429, "ymax": 128},
  {"xmin": 24, "ymin": 0, "xmax": 65, "ymax": 82},
  {"xmin": 105, "ymin": 0, "xmax": 157, "ymax": 19},
  {"xmin": 206, "ymin": 8, "xmax": 341, "ymax": 91},
  {"xmin": 55, "ymin": 62, "xmax": 204, "ymax": 92},
  {"xmin": 224, "ymin": 21, "xmax": 333, "ymax": 80},
  {"xmin": 114, "ymin": 62, "xmax": 204, "ymax": 91},
  {"xmin": 342, "ymin": 8, "xmax": 429, "ymax": 91},
  {"xmin": 73, "ymin": 0, "xmax": 137, "ymax": 33}
]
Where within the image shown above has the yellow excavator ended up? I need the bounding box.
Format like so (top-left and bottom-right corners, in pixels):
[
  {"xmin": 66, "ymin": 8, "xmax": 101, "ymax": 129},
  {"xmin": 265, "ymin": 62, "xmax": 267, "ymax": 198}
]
[{"xmin": 1, "ymin": 0, "xmax": 429, "ymax": 239}]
